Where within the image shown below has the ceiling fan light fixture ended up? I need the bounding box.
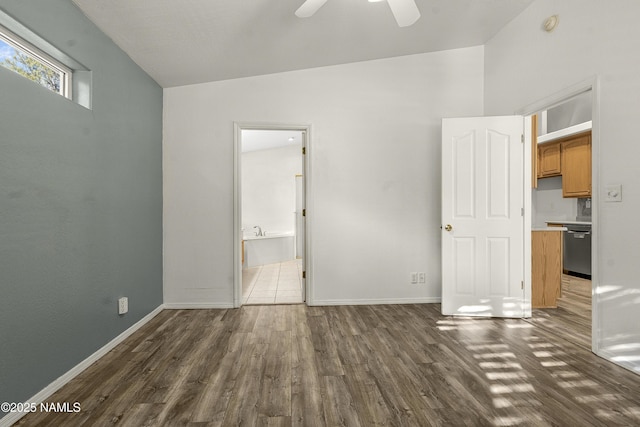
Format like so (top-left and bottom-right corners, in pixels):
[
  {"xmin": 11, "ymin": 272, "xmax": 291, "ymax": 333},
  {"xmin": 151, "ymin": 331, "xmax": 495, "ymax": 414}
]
[
  {"xmin": 295, "ymin": 0, "xmax": 328, "ymax": 18},
  {"xmin": 387, "ymin": 0, "xmax": 421, "ymax": 27},
  {"xmin": 295, "ymin": 0, "xmax": 420, "ymax": 27}
]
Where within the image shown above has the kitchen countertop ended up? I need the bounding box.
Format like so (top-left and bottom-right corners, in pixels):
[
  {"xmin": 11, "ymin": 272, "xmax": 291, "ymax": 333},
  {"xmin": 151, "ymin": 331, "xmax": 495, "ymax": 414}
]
[
  {"xmin": 545, "ymin": 220, "xmax": 592, "ymax": 226},
  {"xmin": 533, "ymin": 227, "xmax": 568, "ymax": 231}
]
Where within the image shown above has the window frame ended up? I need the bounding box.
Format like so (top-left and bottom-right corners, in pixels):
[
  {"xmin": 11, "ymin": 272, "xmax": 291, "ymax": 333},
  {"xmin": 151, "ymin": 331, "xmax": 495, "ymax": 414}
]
[{"xmin": 0, "ymin": 23, "xmax": 73, "ymax": 99}]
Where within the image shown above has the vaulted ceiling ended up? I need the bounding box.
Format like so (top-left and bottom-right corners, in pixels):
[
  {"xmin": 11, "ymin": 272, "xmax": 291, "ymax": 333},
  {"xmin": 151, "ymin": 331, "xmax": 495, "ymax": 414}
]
[{"xmin": 71, "ymin": 0, "xmax": 534, "ymax": 88}]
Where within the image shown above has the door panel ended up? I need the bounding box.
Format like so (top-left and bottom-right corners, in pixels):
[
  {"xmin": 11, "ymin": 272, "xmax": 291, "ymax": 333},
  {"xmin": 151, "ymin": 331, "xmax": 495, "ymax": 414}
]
[
  {"xmin": 454, "ymin": 132, "xmax": 475, "ymax": 218},
  {"xmin": 442, "ymin": 116, "xmax": 525, "ymax": 317},
  {"xmin": 454, "ymin": 237, "xmax": 475, "ymax": 295},
  {"xmin": 487, "ymin": 131, "xmax": 510, "ymax": 218},
  {"xmin": 487, "ymin": 237, "xmax": 509, "ymax": 295}
]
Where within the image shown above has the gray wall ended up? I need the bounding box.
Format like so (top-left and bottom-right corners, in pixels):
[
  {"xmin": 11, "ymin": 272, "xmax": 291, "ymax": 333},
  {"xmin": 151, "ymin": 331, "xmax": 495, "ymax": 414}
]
[{"xmin": 0, "ymin": 0, "xmax": 163, "ymax": 405}]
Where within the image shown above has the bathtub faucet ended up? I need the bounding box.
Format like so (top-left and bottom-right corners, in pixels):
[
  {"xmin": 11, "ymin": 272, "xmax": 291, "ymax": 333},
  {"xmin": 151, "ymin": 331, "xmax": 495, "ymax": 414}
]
[{"xmin": 253, "ymin": 225, "xmax": 263, "ymax": 237}]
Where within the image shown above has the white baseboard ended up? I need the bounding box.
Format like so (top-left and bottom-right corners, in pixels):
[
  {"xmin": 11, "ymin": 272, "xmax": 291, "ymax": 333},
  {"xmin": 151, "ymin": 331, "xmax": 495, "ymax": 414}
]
[
  {"xmin": 0, "ymin": 305, "xmax": 165, "ymax": 427},
  {"xmin": 597, "ymin": 349, "xmax": 640, "ymax": 376},
  {"xmin": 309, "ymin": 297, "xmax": 441, "ymax": 306},
  {"xmin": 163, "ymin": 302, "xmax": 235, "ymax": 309}
]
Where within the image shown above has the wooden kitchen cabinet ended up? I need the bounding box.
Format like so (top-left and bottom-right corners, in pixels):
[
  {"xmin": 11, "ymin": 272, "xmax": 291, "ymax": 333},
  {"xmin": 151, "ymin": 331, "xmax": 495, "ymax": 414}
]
[
  {"xmin": 537, "ymin": 141, "xmax": 562, "ymax": 178},
  {"xmin": 536, "ymin": 130, "xmax": 592, "ymax": 198},
  {"xmin": 532, "ymin": 230, "xmax": 563, "ymax": 308},
  {"xmin": 561, "ymin": 131, "xmax": 591, "ymax": 197}
]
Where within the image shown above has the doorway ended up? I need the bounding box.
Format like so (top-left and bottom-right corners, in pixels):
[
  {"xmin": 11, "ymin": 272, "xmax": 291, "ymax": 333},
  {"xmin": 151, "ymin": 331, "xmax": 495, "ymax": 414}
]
[
  {"xmin": 520, "ymin": 80, "xmax": 598, "ymax": 352},
  {"xmin": 233, "ymin": 123, "xmax": 310, "ymax": 307}
]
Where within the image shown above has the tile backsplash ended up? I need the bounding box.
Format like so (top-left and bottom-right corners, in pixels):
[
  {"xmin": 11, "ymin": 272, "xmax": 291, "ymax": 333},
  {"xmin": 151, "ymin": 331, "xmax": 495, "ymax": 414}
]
[{"xmin": 577, "ymin": 198, "xmax": 592, "ymax": 221}]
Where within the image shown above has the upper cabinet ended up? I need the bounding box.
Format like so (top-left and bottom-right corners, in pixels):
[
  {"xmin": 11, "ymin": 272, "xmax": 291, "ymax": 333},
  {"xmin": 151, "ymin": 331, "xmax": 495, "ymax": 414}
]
[
  {"xmin": 533, "ymin": 91, "xmax": 592, "ymax": 194},
  {"xmin": 561, "ymin": 131, "xmax": 591, "ymax": 198},
  {"xmin": 536, "ymin": 130, "xmax": 591, "ymax": 198},
  {"xmin": 537, "ymin": 142, "xmax": 562, "ymax": 178}
]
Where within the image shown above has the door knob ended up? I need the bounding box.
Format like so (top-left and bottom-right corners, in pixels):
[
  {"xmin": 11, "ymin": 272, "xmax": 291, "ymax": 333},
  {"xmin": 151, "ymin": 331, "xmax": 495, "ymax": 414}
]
[{"xmin": 444, "ymin": 224, "xmax": 453, "ymax": 232}]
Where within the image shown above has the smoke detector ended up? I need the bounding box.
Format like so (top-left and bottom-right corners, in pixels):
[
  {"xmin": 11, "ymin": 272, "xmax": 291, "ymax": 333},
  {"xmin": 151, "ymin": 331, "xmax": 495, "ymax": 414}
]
[{"xmin": 543, "ymin": 15, "xmax": 559, "ymax": 32}]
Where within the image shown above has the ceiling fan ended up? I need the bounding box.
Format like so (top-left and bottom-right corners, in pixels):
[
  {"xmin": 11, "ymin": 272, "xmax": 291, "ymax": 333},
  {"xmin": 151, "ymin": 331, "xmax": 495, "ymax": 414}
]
[{"xmin": 295, "ymin": 0, "xmax": 421, "ymax": 28}]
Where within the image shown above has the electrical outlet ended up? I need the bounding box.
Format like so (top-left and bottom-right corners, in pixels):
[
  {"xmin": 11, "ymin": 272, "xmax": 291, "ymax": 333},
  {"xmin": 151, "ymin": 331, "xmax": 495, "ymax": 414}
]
[
  {"xmin": 410, "ymin": 272, "xmax": 418, "ymax": 284},
  {"xmin": 418, "ymin": 272, "xmax": 426, "ymax": 283},
  {"xmin": 118, "ymin": 297, "xmax": 128, "ymax": 315}
]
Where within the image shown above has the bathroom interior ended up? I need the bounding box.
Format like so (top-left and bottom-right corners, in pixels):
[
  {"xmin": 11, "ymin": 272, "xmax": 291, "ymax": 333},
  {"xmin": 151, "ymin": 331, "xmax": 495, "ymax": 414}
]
[{"xmin": 241, "ymin": 129, "xmax": 305, "ymax": 304}]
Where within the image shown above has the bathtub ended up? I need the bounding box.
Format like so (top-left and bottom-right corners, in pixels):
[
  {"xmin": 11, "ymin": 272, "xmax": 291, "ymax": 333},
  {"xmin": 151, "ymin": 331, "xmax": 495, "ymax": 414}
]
[{"xmin": 243, "ymin": 233, "xmax": 295, "ymax": 268}]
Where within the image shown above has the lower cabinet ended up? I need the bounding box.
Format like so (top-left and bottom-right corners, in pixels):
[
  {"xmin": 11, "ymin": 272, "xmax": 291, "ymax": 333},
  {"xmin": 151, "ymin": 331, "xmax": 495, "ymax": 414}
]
[{"xmin": 532, "ymin": 230, "xmax": 563, "ymax": 308}]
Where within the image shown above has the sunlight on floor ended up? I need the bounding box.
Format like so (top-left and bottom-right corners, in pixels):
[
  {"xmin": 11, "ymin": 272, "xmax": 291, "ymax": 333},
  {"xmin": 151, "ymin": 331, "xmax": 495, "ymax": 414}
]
[{"xmin": 435, "ymin": 302, "xmax": 639, "ymax": 426}]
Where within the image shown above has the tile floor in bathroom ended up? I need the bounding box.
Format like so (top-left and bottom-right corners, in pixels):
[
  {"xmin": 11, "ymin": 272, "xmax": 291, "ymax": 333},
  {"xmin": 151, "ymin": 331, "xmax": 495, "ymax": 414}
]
[{"xmin": 242, "ymin": 259, "xmax": 303, "ymax": 304}]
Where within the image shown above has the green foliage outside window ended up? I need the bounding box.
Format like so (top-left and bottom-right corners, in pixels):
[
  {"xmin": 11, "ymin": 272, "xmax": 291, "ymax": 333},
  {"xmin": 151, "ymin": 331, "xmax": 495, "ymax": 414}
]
[
  {"xmin": 1, "ymin": 34, "xmax": 64, "ymax": 95},
  {"xmin": 3, "ymin": 50, "xmax": 61, "ymax": 93}
]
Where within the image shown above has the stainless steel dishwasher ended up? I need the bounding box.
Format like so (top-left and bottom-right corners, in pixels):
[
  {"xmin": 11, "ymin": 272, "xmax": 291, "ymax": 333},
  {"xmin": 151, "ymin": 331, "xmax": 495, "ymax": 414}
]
[{"xmin": 564, "ymin": 224, "xmax": 591, "ymax": 278}]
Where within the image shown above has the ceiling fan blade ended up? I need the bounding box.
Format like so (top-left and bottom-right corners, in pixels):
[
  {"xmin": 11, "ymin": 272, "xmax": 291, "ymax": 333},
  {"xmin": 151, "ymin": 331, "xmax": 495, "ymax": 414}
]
[
  {"xmin": 387, "ymin": 0, "xmax": 420, "ymax": 27},
  {"xmin": 295, "ymin": 0, "xmax": 328, "ymax": 18}
]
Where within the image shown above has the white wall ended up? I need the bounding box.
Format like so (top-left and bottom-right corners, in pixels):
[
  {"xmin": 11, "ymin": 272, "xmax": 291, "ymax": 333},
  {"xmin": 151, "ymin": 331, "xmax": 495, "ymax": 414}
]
[
  {"xmin": 242, "ymin": 144, "xmax": 302, "ymax": 237},
  {"xmin": 164, "ymin": 46, "xmax": 484, "ymax": 306},
  {"xmin": 485, "ymin": 0, "xmax": 640, "ymax": 372}
]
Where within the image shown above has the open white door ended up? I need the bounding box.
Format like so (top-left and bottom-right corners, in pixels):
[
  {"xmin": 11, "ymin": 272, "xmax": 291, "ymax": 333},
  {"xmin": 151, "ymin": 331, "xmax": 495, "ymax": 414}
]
[{"xmin": 442, "ymin": 116, "xmax": 525, "ymax": 317}]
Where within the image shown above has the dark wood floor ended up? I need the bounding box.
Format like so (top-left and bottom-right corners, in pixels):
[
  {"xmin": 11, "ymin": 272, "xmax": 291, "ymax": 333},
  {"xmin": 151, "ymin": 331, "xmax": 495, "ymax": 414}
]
[
  {"xmin": 16, "ymin": 283, "xmax": 640, "ymax": 426},
  {"xmin": 528, "ymin": 274, "xmax": 592, "ymax": 349}
]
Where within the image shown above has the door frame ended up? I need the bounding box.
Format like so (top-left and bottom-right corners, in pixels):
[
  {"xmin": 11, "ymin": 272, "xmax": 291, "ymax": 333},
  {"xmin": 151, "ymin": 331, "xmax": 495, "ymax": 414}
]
[
  {"xmin": 233, "ymin": 122, "xmax": 312, "ymax": 308},
  {"xmin": 516, "ymin": 76, "xmax": 600, "ymax": 353}
]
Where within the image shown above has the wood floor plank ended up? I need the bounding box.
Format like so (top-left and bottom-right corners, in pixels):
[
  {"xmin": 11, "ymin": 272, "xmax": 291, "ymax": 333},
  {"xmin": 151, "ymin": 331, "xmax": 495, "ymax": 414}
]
[
  {"xmin": 220, "ymin": 341, "xmax": 268, "ymax": 427},
  {"xmin": 340, "ymin": 363, "xmax": 394, "ymax": 426},
  {"xmin": 14, "ymin": 301, "xmax": 640, "ymax": 427},
  {"xmin": 361, "ymin": 337, "xmax": 437, "ymax": 426},
  {"xmin": 320, "ymin": 375, "xmax": 363, "ymax": 427},
  {"xmin": 258, "ymin": 416, "xmax": 293, "ymax": 427},
  {"xmin": 306, "ymin": 314, "xmax": 345, "ymax": 377},
  {"xmin": 291, "ymin": 334, "xmax": 325, "ymax": 427},
  {"xmin": 258, "ymin": 331, "xmax": 292, "ymax": 417},
  {"xmin": 190, "ymin": 332, "xmax": 250, "ymax": 424},
  {"xmin": 290, "ymin": 304, "xmax": 311, "ymax": 339},
  {"xmin": 117, "ymin": 403, "xmax": 164, "ymax": 426}
]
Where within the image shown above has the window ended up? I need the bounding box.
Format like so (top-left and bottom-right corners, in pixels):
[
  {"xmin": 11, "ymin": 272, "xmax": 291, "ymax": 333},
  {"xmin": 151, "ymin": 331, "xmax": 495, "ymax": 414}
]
[
  {"xmin": 1, "ymin": 24, "xmax": 72, "ymax": 98},
  {"xmin": 0, "ymin": 10, "xmax": 91, "ymax": 109}
]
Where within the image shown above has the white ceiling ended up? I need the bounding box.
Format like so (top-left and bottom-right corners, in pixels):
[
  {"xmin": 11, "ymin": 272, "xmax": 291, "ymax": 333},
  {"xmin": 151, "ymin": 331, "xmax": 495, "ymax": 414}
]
[
  {"xmin": 242, "ymin": 130, "xmax": 303, "ymax": 153},
  {"xmin": 71, "ymin": 0, "xmax": 534, "ymax": 88}
]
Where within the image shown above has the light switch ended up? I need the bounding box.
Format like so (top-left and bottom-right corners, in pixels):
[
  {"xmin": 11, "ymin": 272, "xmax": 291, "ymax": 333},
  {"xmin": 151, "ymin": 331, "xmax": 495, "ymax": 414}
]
[{"xmin": 605, "ymin": 184, "xmax": 622, "ymax": 202}]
